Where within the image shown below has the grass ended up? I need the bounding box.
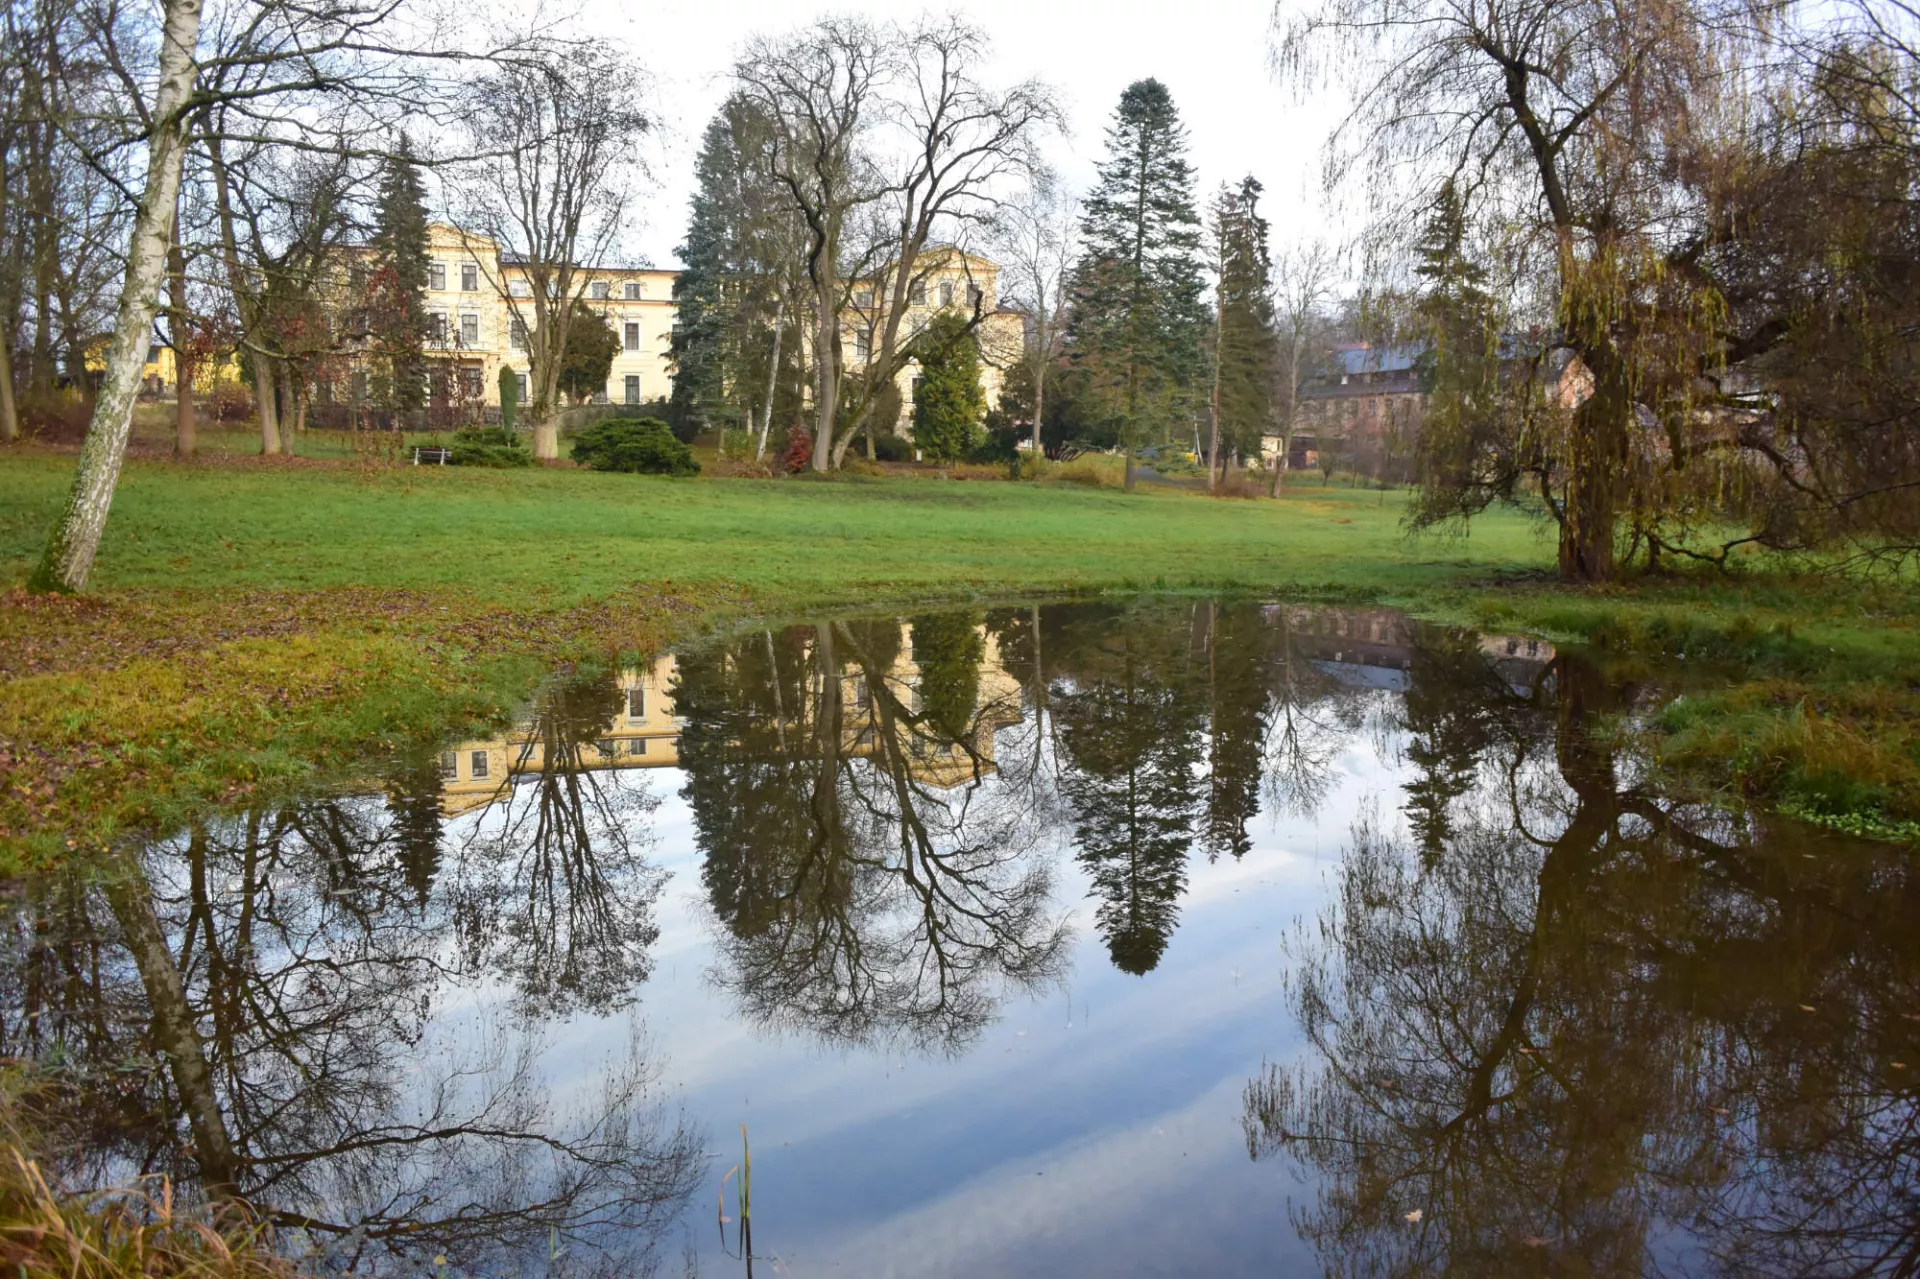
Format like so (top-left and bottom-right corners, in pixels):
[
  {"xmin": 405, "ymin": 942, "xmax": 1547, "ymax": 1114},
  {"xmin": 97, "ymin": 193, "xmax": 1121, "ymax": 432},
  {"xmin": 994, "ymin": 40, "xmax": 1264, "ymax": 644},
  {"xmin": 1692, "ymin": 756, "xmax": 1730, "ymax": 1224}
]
[{"xmin": 2, "ymin": 434, "xmax": 1917, "ymax": 866}]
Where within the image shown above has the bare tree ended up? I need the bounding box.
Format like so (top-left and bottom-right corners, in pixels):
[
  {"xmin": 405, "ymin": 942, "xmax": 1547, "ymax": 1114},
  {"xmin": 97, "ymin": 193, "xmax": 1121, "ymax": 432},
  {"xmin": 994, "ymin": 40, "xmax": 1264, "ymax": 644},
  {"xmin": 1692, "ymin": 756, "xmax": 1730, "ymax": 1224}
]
[
  {"xmin": 454, "ymin": 50, "xmax": 648, "ymax": 461},
  {"xmin": 991, "ymin": 171, "xmax": 1077, "ymax": 457},
  {"xmin": 1270, "ymin": 239, "xmax": 1336, "ymax": 495},
  {"xmin": 736, "ymin": 16, "xmax": 1057, "ymax": 471},
  {"xmin": 26, "ymin": 0, "xmax": 203, "ymax": 593}
]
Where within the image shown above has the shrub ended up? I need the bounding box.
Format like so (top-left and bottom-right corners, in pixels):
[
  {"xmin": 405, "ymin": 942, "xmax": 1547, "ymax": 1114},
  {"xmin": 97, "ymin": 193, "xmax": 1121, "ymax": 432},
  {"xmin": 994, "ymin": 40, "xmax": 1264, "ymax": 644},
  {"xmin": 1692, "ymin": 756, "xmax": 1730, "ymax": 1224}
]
[
  {"xmin": 570, "ymin": 418, "xmax": 700, "ymax": 476},
  {"xmin": 208, "ymin": 381, "xmax": 254, "ymax": 423},
  {"xmin": 449, "ymin": 425, "xmax": 533, "ymax": 467},
  {"xmin": 783, "ymin": 425, "xmax": 813, "ymax": 474},
  {"xmin": 872, "ymin": 433, "xmax": 912, "ymax": 463}
]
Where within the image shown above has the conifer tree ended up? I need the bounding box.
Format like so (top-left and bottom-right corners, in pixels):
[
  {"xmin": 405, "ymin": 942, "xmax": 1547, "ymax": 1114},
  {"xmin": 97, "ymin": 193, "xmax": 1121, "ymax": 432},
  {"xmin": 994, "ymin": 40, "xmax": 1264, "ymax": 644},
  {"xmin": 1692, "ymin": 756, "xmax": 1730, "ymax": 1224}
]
[
  {"xmin": 670, "ymin": 96, "xmax": 801, "ymax": 443},
  {"xmin": 1207, "ymin": 177, "xmax": 1280, "ymax": 483},
  {"xmin": 1407, "ymin": 180, "xmax": 1504, "ymax": 522},
  {"xmin": 367, "ymin": 137, "xmax": 430, "ymax": 415},
  {"xmin": 911, "ymin": 313, "xmax": 986, "ymax": 462},
  {"xmin": 1067, "ymin": 79, "xmax": 1209, "ymax": 491}
]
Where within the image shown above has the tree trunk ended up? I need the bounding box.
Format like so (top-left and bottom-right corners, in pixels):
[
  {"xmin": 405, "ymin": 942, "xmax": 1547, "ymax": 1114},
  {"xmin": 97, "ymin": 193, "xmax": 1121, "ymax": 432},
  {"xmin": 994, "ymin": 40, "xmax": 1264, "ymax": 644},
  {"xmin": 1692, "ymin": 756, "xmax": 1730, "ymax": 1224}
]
[
  {"xmin": 755, "ymin": 297, "xmax": 785, "ymax": 463},
  {"xmin": 254, "ymin": 357, "xmax": 282, "ymax": 455},
  {"xmin": 1124, "ymin": 449, "xmax": 1135, "ymax": 492},
  {"xmin": 1558, "ymin": 358, "xmax": 1628, "ymax": 583},
  {"xmin": 169, "ymin": 241, "xmax": 195, "ymax": 456},
  {"xmin": 810, "ymin": 283, "xmax": 838, "ymax": 473},
  {"xmin": 1207, "ymin": 287, "xmax": 1223, "ymax": 494},
  {"xmin": 1269, "ymin": 432, "xmax": 1289, "ymax": 497},
  {"xmin": 102, "ymin": 855, "xmax": 242, "ymax": 1198},
  {"xmin": 532, "ymin": 414, "xmax": 560, "ymax": 460},
  {"xmin": 0, "ymin": 337, "xmax": 17, "ymax": 443},
  {"xmin": 1030, "ymin": 309, "xmax": 1047, "ymax": 460},
  {"xmin": 27, "ymin": 0, "xmax": 204, "ymax": 594}
]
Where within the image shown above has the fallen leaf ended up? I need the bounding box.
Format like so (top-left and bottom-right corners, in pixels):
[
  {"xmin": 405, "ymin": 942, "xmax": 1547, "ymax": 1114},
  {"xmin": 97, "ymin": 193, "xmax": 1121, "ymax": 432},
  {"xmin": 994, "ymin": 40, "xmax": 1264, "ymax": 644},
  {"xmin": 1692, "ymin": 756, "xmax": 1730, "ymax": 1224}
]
[
  {"xmin": 1708, "ymin": 1105, "xmax": 1730, "ymax": 1115},
  {"xmin": 1893, "ymin": 1062, "xmax": 1908, "ymax": 1070},
  {"xmin": 1798, "ymin": 1004, "xmax": 1816, "ymax": 1012},
  {"xmin": 1404, "ymin": 1209, "xmax": 1423, "ymax": 1224}
]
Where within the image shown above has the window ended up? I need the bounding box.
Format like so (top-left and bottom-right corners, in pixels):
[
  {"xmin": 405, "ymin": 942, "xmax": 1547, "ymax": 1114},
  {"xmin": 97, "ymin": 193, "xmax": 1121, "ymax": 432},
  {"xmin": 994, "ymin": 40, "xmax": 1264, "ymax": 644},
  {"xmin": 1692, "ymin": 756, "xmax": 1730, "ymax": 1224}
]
[
  {"xmin": 909, "ymin": 279, "xmax": 927, "ymax": 306},
  {"xmin": 509, "ymin": 279, "xmax": 532, "ymax": 298},
  {"xmin": 460, "ymin": 366, "xmax": 483, "ymax": 400},
  {"xmin": 349, "ymin": 263, "xmax": 368, "ymax": 292},
  {"xmin": 854, "ymin": 288, "xmax": 873, "ymax": 309},
  {"xmin": 625, "ymin": 375, "xmax": 640, "ymax": 405},
  {"xmin": 516, "ymin": 372, "xmax": 528, "ymax": 401},
  {"xmin": 461, "ymin": 263, "xmax": 478, "ymax": 291},
  {"xmin": 427, "ymin": 312, "xmax": 449, "ymax": 343},
  {"xmin": 509, "ymin": 318, "xmax": 527, "ymax": 350},
  {"xmin": 853, "ymin": 332, "xmax": 871, "ymax": 364},
  {"xmin": 624, "ymin": 281, "xmax": 642, "ymax": 300},
  {"xmin": 469, "ymin": 750, "xmax": 489, "ymax": 780},
  {"xmin": 428, "ymin": 262, "xmax": 446, "ymax": 291},
  {"xmin": 629, "ymin": 738, "xmax": 648, "ymax": 756},
  {"xmin": 518, "ymin": 741, "xmax": 537, "ymax": 765},
  {"xmin": 349, "ymin": 370, "xmax": 367, "ymax": 401},
  {"xmin": 624, "ymin": 321, "xmax": 640, "ymax": 352},
  {"xmin": 596, "ymin": 739, "xmax": 616, "ymax": 758},
  {"xmin": 591, "ymin": 386, "xmax": 609, "ymax": 405},
  {"xmin": 628, "ymin": 688, "xmax": 646, "ymax": 719},
  {"xmin": 459, "ymin": 312, "xmax": 479, "ymax": 345},
  {"xmin": 439, "ymin": 751, "xmax": 458, "ymax": 779},
  {"xmin": 939, "ymin": 281, "xmax": 954, "ymax": 307},
  {"xmin": 590, "ymin": 280, "xmax": 610, "ymax": 300},
  {"xmin": 967, "ymin": 284, "xmax": 983, "ymax": 308}
]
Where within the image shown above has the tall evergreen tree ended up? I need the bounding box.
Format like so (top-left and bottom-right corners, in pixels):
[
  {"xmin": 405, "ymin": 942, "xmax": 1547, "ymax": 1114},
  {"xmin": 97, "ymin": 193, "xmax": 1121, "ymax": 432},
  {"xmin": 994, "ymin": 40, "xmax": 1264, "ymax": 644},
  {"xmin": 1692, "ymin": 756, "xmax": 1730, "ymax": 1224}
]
[
  {"xmin": 1208, "ymin": 178, "xmax": 1280, "ymax": 479},
  {"xmin": 367, "ymin": 137, "xmax": 430, "ymax": 414},
  {"xmin": 910, "ymin": 312, "xmax": 986, "ymax": 462},
  {"xmin": 1407, "ymin": 180, "xmax": 1505, "ymax": 522},
  {"xmin": 1067, "ymin": 79, "xmax": 1209, "ymax": 491},
  {"xmin": 670, "ymin": 96, "xmax": 801, "ymax": 443}
]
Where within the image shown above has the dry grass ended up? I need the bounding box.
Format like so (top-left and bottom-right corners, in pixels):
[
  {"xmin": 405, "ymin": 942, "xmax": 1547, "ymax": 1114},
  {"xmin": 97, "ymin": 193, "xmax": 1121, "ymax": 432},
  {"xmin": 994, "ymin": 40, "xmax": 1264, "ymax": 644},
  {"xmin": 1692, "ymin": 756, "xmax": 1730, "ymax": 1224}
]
[{"xmin": 0, "ymin": 1150, "xmax": 293, "ymax": 1278}]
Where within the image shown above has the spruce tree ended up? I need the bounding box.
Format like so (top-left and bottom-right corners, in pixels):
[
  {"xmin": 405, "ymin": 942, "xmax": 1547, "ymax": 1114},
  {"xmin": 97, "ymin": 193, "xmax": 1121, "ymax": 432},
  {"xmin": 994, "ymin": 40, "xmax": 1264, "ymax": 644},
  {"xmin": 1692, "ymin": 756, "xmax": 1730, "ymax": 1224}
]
[
  {"xmin": 1209, "ymin": 177, "xmax": 1280, "ymax": 472},
  {"xmin": 367, "ymin": 137, "xmax": 430, "ymax": 414},
  {"xmin": 1408, "ymin": 180, "xmax": 1504, "ymax": 519},
  {"xmin": 670, "ymin": 96, "xmax": 797, "ymax": 436},
  {"xmin": 1067, "ymin": 79, "xmax": 1209, "ymax": 491},
  {"xmin": 910, "ymin": 313, "xmax": 986, "ymax": 462}
]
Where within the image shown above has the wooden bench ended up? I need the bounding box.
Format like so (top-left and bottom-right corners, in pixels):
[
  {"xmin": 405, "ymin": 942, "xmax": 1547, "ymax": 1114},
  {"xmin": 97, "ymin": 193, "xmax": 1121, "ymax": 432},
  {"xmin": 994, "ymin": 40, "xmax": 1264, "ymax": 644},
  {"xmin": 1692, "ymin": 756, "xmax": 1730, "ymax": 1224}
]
[{"xmin": 412, "ymin": 446, "xmax": 451, "ymax": 465}]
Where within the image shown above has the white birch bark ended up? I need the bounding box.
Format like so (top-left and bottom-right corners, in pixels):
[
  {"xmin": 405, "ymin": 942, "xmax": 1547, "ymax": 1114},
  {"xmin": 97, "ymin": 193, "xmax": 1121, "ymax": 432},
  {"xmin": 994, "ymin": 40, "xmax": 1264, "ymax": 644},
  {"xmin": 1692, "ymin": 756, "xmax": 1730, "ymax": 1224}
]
[
  {"xmin": 29, "ymin": 0, "xmax": 204, "ymax": 592},
  {"xmin": 756, "ymin": 295, "xmax": 785, "ymax": 462}
]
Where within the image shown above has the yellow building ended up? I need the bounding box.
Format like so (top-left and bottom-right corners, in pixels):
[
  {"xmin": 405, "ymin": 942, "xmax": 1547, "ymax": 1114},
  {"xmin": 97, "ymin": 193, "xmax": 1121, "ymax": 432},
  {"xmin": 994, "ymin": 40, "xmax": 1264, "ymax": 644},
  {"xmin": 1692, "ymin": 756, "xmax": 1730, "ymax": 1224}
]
[
  {"xmin": 842, "ymin": 248, "xmax": 1027, "ymax": 433},
  {"xmin": 437, "ymin": 624, "xmax": 1025, "ymax": 814}
]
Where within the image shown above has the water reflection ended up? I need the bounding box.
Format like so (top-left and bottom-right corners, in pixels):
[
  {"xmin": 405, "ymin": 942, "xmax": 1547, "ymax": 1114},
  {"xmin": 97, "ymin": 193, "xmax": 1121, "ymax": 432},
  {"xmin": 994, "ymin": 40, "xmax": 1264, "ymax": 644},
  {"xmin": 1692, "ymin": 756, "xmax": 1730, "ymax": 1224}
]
[
  {"xmin": 8, "ymin": 597, "xmax": 1914, "ymax": 1276},
  {"xmin": 4, "ymin": 675, "xmax": 699, "ymax": 1275},
  {"xmin": 1243, "ymin": 658, "xmax": 1920, "ymax": 1276}
]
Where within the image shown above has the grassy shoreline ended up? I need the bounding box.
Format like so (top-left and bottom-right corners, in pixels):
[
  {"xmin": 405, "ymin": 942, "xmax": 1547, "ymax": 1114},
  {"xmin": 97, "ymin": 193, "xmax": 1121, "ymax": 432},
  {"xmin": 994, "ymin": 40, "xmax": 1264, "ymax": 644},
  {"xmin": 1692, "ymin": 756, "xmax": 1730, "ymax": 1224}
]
[{"xmin": 3, "ymin": 443, "xmax": 1917, "ymax": 867}]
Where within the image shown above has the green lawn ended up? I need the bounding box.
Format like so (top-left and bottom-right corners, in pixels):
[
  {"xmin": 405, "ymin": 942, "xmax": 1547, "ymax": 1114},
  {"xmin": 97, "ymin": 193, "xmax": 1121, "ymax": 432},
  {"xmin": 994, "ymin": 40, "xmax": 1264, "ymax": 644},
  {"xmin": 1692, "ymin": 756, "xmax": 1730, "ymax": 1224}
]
[
  {"xmin": 2, "ymin": 443, "xmax": 1916, "ymax": 865},
  {"xmin": 1, "ymin": 449, "xmax": 1551, "ymax": 603}
]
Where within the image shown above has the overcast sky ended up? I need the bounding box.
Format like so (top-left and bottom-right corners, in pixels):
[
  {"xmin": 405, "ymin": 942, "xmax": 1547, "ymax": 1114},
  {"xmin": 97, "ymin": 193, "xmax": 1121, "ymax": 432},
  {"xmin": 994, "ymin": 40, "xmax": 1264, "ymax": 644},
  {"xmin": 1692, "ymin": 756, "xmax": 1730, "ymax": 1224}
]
[{"xmin": 601, "ymin": 0, "xmax": 1348, "ymax": 270}]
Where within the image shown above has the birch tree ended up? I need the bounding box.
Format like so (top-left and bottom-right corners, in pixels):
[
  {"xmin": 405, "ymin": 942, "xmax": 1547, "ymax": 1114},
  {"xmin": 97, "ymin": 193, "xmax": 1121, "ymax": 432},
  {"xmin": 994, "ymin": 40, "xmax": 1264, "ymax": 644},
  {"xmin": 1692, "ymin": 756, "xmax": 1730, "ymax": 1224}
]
[{"xmin": 27, "ymin": 0, "xmax": 204, "ymax": 593}]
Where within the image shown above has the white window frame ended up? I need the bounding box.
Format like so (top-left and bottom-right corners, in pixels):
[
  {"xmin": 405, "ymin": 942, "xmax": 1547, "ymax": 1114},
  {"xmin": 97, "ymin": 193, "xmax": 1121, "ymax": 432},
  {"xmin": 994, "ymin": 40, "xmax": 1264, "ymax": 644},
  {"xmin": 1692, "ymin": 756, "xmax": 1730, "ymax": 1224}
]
[
  {"xmin": 624, "ymin": 321, "xmax": 640, "ymax": 352},
  {"xmin": 624, "ymin": 374, "xmax": 641, "ymax": 405},
  {"xmin": 590, "ymin": 280, "xmax": 611, "ymax": 300},
  {"xmin": 428, "ymin": 262, "xmax": 446, "ymax": 291},
  {"xmin": 624, "ymin": 281, "xmax": 642, "ymax": 300},
  {"xmin": 461, "ymin": 263, "xmax": 479, "ymax": 291},
  {"xmin": 459, "ymin": 312, "xmax": 479, "ymax": 346}
]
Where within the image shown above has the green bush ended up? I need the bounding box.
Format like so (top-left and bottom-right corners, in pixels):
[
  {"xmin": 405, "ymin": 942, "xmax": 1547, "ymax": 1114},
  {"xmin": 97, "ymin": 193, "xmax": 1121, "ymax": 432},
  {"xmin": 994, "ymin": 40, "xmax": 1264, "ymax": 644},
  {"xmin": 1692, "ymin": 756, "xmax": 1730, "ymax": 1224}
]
[
  {"xmin": 872, "ymin": 433, "xmax": 913, "ymax": 463},
  {"xmin": 449, "ymin": 426, "xmax": 532, "ymax": 467},
  {"xmin": 570, "ymin": 418, "xmax": 701, "ymax": 476}
]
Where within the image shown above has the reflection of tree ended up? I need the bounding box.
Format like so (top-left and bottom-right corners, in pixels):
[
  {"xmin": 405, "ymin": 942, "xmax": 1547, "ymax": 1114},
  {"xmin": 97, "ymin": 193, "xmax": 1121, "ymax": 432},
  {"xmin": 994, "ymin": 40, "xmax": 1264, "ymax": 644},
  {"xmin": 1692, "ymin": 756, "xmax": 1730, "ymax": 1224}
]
[
  {"xmin": 453, "ymin": 668, "xmax": 666, "ymax": 1017},
  {"xmin": 1, "ymin": 807, "xmax": 699, "ymax": 1275},
  {"xmin": 1049, "ymin": 606, "xmax": 1205, "ymax": 975},
  {"xmin": 1199, "ymin": 601, "xmax": 1274, "ymax": 860},
  {"xmin": 910, "ymin": 611, "xmax": 984, "ymax": 735},
  {"xmin": 676, "ymin": 620, "xmax": 1067, "ymax": 1052},
  {"xmin": 1245, "ymin": 656, "xmax": 1920, "ymax": 1276}
]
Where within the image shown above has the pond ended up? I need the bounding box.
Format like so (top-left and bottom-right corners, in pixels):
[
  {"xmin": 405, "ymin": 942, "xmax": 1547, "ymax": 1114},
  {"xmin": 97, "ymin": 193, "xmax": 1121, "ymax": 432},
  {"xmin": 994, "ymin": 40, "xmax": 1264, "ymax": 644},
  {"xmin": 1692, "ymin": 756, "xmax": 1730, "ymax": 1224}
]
[{"xmin": 7, "ymin": 599, "xmax": 1917, "ymax": 1276}]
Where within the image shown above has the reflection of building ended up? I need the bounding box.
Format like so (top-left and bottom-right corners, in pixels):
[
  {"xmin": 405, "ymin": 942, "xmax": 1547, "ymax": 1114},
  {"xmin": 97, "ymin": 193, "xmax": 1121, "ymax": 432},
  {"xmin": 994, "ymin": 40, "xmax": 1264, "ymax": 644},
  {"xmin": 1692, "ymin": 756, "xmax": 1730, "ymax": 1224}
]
[
  {"xmin": 438, "ymin": 625, "xmax": 1024, "ymax": 813},
  {"xmin": 1480, "ymin": 633, "xmax": 1558, "ymax": 696},
  {"xmin": 440, "ymin": 656, "xmax": 684, "ymax": 815},
  {"xmin": 1269, "ymin": 605, "xmax": 1421, "ymax": 691}
]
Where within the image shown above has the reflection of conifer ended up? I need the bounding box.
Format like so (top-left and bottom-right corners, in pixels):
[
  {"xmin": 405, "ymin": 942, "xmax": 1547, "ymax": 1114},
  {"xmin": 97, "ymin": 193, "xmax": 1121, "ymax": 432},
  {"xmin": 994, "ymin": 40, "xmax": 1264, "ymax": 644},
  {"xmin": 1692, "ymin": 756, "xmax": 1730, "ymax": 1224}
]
[
  {"xmin": 385, "ymin": 757, "xmax": 446, "ymax": 905},
  {"xmin": 1202, "ymin": 603, "xmax": 1275, "ymax": 860},
  {"xmin": 1053, "ymin": 618, "xmax": 1204, "ymax": 975},
  {"xmin": 910, "ymin": 612, "xmax": 983, "ymax": 735},
  {"xmin": 1399, "ymin": 629, "xmax": 1512, "ymax": 864}
]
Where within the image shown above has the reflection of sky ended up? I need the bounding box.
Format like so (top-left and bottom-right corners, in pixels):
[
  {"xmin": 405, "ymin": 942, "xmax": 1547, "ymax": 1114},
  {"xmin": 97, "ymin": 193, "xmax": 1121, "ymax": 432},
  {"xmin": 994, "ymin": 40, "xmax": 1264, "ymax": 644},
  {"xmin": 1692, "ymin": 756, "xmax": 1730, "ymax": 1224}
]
[{"xmin": 525, "ymin": 738, "xmax": 1409, "ymax": 1276}]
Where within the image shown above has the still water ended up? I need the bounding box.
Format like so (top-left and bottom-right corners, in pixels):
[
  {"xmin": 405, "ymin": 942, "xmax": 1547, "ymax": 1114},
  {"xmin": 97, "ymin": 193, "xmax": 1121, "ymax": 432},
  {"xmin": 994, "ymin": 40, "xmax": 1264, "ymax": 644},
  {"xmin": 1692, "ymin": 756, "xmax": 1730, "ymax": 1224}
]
[{"xmin": 7, "ymin": 599, "xmax": 1916, "ymax": 1276}]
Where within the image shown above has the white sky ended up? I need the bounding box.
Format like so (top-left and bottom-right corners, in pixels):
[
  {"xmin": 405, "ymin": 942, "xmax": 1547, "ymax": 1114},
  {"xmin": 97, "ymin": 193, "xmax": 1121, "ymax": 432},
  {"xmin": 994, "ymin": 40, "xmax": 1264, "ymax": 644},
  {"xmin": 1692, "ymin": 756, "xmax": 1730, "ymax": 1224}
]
[{"xmin": 602, "ymin": 0, "xmax": 1347, "ymax": 270}]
